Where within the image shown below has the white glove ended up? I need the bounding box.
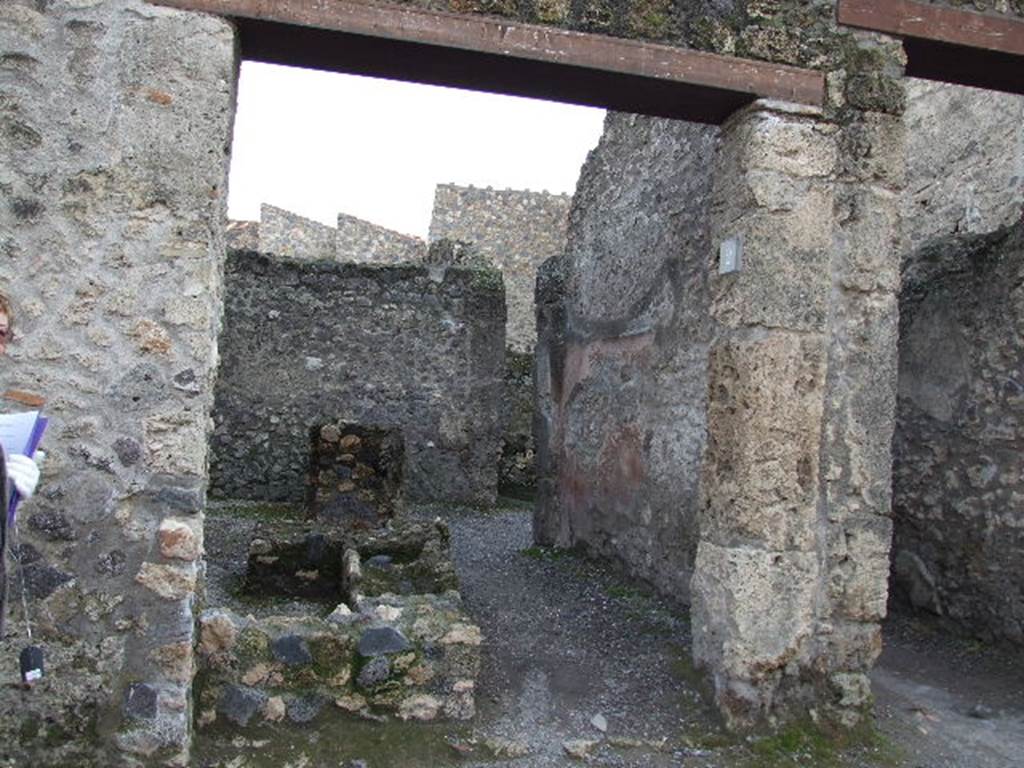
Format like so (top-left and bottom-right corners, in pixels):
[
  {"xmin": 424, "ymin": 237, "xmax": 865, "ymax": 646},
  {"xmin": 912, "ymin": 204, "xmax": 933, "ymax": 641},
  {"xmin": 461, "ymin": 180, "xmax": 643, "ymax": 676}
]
[{"xmin": 7, "ymin": 453, "xmax": 40, "ymax": 499}]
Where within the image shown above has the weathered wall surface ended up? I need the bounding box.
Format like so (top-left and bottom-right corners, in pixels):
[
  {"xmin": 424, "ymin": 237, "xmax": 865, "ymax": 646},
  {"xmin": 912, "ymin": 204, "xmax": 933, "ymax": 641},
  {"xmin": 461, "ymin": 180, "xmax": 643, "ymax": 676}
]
[
  {"xmin": 893, "ymin": 223, "xmax": 1024, "ymax": 643},
  {"xmin": 901, "ymin": 79, "xmax": 1024, "ymax": 260},
  {"xmin": 209, "ymin": 252, "xmax": 504, "ymax": 507},
  {"xmin": 430, "ymin": 184, "xmax": 570, "ymax": 352},
  {"xmin": 258, "ymin": 203, "xmax": 335, "ymax": 260},
  {"xmin": 226, "ymin": 219, "xmax": 259, "ymax": 250},
  {"xmin": 336, "ymin": 211, "xmax": 426, "ymax": 263},
  {"xmin": 0, "ymin": 0, "xmax": 236, "ymax": 764},
  {"xmin": 534, "ymin": 112, "xmax": 719, "ymax": 601},
  {"xmin": 498, "ymin": 349, "xmax": 536, "ymax": 495},
  {"xmin": 892, "ymin": 80, "xmax": 1024, "ymax": 643}
]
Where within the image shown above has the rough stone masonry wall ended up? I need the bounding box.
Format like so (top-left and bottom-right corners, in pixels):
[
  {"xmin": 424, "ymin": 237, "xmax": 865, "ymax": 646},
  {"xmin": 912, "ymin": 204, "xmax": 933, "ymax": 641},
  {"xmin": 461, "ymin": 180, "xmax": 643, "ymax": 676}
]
[
  {"xmin": 893, "ymin": 223, "xmax": 1024, "ymax": 642},
  {"xmin": 430, "ymin": 184, "xmax": 570, "ymax": 353},
  {"xmin": 209, "ymin": 252, "xmax": 504, "ymax": 507},
  {"xmin": 336, "ymin": 211, "xmax": 426, "ymax": 263},
  {"xmin": 0, "ymin": 1, "xmax": 236, "ymax": 765},
  {"xmin": 384, "ymin": 0, "xmax": 1024, "ymax": 53},
  {"xmin": 891, "ymin": 80, "xmax": 1024, "ymax": 642},
  {"xmin": 901, "ymin": 79, "xmax": 1024, "ymax": 259},
  {"xmin": 534, "ymin": 113, "xmax": 719, "ymax": 601},
  {"xmin": 258, "ymin": 203, "xmax": 335, "ymax": 260}
]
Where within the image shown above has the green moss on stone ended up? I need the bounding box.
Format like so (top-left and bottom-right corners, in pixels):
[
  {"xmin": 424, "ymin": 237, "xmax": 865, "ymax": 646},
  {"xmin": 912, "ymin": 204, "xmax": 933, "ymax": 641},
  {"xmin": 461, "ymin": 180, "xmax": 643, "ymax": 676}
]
[
  {"xmin": 207, "ymin": 499, "xmax": 300, "ymax": 522},
  {"xmin": 738, "ymin": 718, "xmax": 903, "ymax": 768},
  {"xmin": 845, "ymin": 73, "xmax": 906, "ymax": 115},
  {"xmin": 234, "ymin": 626, "xmax": 270, "ymax": 667},
  {"xmin": 308, "ymin": 633, "xmax": 355, "ymax": 682}
]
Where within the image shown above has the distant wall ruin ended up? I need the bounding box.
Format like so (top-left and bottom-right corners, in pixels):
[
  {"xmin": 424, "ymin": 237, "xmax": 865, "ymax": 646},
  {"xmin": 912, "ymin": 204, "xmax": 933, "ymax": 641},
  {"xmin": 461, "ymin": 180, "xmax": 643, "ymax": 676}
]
[
  {"xmin": 209, "ymin": 252, "xmax": 505, "ymax": 507},
  {"xmin": 259, "ymin": 203, "xmax": 335, "ymax": 259},
  {"xmin": 233, "ymin": 204, "xmax": 428, "ymax": 263},
  {"xmin": 430, "ymin": 184, "xmax": 570, "ymax": 353},
  {"xmin": 336, "ymin": 211, "xmax": 426, "ymax": 263}
]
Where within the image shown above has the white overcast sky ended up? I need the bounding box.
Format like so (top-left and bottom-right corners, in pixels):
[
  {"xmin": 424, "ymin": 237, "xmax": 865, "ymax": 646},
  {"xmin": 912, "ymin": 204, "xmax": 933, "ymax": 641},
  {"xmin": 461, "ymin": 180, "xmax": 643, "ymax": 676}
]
[{"xmin": 227, "ymin": 61, "xmax": 607, "ymax": 238}]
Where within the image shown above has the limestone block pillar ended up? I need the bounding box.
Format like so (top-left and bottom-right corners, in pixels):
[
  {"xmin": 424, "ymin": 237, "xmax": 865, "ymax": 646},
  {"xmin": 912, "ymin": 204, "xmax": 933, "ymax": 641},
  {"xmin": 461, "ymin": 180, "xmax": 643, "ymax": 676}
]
[
  {"xmin": 692, "ymin": 95, "xmax": 904, "ymax": 728},
  {"xmin": 692, "ymin": 100, "xmax": 836, "ymax": 728}
]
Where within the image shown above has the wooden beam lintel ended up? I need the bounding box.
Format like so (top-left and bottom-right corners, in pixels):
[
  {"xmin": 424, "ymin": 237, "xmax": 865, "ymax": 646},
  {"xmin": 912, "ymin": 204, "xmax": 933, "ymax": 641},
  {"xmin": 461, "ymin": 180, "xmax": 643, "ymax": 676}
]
[
  {"xmin": 838, "ymin": 0, "xmax": 1024, "ymax": 57},
  {"xmin": 148, "ymin": 0, "xmax": 825, "ymax": 111}
]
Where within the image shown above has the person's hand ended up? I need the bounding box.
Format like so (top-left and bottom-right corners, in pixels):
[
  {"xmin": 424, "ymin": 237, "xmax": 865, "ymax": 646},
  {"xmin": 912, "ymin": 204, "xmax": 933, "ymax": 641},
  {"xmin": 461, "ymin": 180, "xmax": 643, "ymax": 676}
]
[{"xmin": 7, "ymin": 454, "xmax": 40, "ymax": 499}]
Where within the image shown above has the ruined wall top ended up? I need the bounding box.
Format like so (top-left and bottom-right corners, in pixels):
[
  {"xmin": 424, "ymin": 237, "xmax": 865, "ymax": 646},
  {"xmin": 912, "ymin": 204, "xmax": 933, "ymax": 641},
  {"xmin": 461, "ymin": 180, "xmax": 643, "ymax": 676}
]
[
  {"xmin": 429, "ymin": 183, "xmax": 571, "ymax": 351},
  {"xmin": 230, "ymin": 204, "xmax": 427, "ymax": 263},
  {"xmin": 259, "ymin": 203, "xmax": 335, "ymax": 259},
  {"xmin": 336, "ymin": 211, "xmax": 427, "ymax": 264}
]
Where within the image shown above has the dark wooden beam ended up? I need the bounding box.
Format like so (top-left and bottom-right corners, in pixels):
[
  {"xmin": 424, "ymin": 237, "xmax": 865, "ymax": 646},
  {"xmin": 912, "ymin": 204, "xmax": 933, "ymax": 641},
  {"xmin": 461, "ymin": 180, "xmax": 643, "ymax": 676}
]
[
  {"xmin": 148, "ymin": 0, "xmax": 824, "ymax": 123},
  {"xmin": 838, "ymin": 0, "xmax": 1024, "ymax": 95}
]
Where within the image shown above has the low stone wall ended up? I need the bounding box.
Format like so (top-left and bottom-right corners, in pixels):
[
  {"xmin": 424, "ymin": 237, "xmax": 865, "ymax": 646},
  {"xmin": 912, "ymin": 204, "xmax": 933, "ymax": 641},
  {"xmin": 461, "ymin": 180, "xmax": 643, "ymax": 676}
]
[
  {"xmin": 430, "ymin": 184, "xmax": 570, "ymax": 353},
  {"xmin": 209, "ymin": 251, "xmax": 505, "ymax": 507},
  {"xmin": 893, "ymin": 222, "xmax": 1024, "ymax": 642},
  {"xmin": 534, "ymin": 113, "xmax": 718, "ymax": 600},
  {"xmin": 195, "ymin": 592, "xmax": 481, "ymax": 730}
]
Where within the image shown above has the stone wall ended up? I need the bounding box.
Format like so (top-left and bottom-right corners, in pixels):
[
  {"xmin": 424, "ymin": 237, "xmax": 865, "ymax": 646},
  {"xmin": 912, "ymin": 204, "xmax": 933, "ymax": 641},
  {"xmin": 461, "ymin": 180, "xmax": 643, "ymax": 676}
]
[
  {"xmin": 893, "ymin": 222, "xmax": 1024, "ymax": 643},
  {"xmin": 226, "ymin": 219, "xmax": 259, "ymax": 251},
  {"xmin": 209, "ymin": 252, "xmax": 505, "ymax": 507},
  {"xmin": 498, "ymin": 349, "xmax": 536, "ymax": 496},
  {"xmin": 0, "ymin": 0, "xmax": 236, "ymax": 764},
  {"xmin": 534, "ymin": 113, "xmax": 718, "ymax": 600},
  {"xmin": 336, "ymin": 211, "xmax": 426, "ymax": 264},
  {"xmin": 901, "ymin": 79, "xmax": 1024, "ymax": 261},
  {"xmin": 430, "ymin": 184, "xmax": 570, "ymax": 353},
  {"xmin": 891, "ymin": 80, "xmax": 1024, "ymax": 642},
  {"xmin": 258, "ymin": 203, "xmax": 335, "ymax": 260},
  {"xmin": 538, "ymin": 85, "xmax": 906, "ymax": 728}
]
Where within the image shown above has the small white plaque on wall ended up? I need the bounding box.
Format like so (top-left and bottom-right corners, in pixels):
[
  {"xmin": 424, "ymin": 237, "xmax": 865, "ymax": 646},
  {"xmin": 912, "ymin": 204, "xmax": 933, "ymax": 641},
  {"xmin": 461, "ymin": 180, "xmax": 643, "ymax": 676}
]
[{"xmin": 718, "ymin": 236, "xmax": 743, "ymax": 275}]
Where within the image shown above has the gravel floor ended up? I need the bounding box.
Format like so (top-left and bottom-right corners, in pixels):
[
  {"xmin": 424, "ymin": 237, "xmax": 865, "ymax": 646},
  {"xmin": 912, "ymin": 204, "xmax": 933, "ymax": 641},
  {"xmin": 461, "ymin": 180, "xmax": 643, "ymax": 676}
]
[{"xmin": 196, "ymin": 500, "xmax": 1024, "ymax": 768}]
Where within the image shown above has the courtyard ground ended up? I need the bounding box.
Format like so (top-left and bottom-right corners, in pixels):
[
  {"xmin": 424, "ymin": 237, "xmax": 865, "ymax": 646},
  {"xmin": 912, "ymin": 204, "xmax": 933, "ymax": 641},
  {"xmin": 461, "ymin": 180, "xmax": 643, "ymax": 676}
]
[{"xmin": 196, "ymin": 500, "xmax": 1024, "ymax": 768}]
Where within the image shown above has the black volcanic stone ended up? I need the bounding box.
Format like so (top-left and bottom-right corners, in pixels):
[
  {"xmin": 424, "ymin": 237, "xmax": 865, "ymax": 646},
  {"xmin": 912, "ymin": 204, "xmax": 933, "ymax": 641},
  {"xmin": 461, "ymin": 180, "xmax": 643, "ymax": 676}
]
[{"xmin": 357, "ymin": 626, "xmax": 410, "ymax": 657}]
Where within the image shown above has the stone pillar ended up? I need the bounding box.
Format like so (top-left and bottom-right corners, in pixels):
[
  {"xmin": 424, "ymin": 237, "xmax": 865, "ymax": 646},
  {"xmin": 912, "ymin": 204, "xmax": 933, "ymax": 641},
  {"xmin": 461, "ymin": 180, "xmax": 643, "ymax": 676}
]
[
  {"xmin": 691, "ymin": 97, "xmax": 904, "ymax": 728},
  {"xmin": 0, "ymin": 1, "xmax": 236, "ymax": 764}
]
